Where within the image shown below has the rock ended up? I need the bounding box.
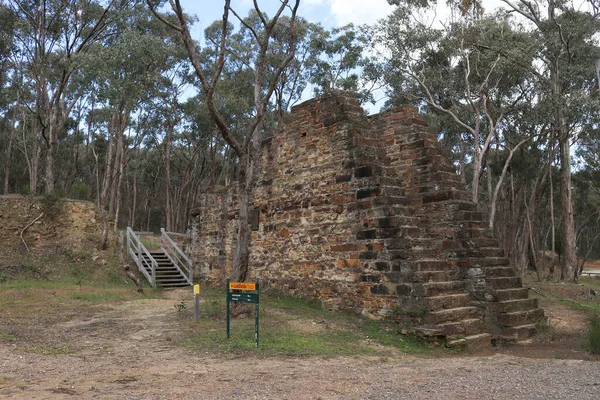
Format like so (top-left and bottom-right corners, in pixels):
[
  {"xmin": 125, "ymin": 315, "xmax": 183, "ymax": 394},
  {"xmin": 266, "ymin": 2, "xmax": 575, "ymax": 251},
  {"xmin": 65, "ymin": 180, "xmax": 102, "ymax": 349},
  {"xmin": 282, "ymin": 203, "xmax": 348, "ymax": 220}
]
[{"xmin": 590, "ymin": 289, "xmax": 599, "ymax": 296}]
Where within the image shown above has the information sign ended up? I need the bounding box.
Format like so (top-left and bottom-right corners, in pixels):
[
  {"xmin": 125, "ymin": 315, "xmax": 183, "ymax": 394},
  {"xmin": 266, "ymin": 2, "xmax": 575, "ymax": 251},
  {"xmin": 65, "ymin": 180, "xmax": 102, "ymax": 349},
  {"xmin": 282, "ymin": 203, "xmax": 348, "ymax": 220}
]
[{"xmin": 226, "ymin": 279, "xmax": 260, "ymax": 347}]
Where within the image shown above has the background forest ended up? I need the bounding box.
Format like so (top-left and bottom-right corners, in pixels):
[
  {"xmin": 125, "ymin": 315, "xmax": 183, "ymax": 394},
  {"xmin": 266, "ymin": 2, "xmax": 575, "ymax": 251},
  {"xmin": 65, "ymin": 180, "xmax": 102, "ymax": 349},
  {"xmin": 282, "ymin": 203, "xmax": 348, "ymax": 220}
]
[{"xmin": 1, "ymin": 0, "xmax": 599, "ymax": 282}]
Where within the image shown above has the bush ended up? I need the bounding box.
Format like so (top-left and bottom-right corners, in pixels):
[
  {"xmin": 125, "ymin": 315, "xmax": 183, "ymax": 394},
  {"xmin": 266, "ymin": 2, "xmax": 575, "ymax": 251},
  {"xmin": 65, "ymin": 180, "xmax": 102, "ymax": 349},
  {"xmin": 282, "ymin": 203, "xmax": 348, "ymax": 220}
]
[
  {"xmin": 40, "ymin": 191, "xmax": 65, "ymax": 221},
  {"xmin": 69, "ymin": 179, "xmax": 88, "ymax": 200},
  {"xmin": 589, "ymin": 314, "xmax": 600, "ymax": 354}
]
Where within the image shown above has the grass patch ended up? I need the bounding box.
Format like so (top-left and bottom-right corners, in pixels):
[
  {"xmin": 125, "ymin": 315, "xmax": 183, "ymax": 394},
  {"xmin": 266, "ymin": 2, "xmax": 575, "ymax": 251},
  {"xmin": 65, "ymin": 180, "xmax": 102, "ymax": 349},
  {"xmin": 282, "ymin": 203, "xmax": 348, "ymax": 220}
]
[
  {"xmin": 0, "ymin": 333, "xmax": 17, "ymax": 342},
  {"xmin": 0, "ymin": 278, "xmax": 163, "ymax": 325},
  {"xmin": 19, "ymin": 345, "xmax": 72, "ymax": 355},
  {"xmin": 177, "ymin": 285, "xmax": 431, "ymax": 357}
]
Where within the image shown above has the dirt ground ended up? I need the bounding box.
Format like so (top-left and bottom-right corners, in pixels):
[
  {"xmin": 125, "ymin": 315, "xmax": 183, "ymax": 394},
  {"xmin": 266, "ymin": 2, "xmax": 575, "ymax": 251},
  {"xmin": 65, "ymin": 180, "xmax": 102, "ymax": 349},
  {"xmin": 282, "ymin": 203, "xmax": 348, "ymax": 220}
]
[
  {"xmin": 1, "ymin": 196, "xmax": 599, "ymax": 399},
  {"xmin": 1, "ymin": 287, "xmax": 599, "ymax": 400}
]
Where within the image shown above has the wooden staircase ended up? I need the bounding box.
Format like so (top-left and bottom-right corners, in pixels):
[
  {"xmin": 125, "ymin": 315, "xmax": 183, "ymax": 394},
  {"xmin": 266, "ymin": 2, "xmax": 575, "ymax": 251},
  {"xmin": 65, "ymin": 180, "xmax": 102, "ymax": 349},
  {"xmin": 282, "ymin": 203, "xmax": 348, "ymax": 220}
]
[
  {"xmin": 126, "ymin": 228, "xmax": 193, "ymax": 288},
  {"xmin": 138, "ymin": 251, "xmax": 191, "ymax": 288}
]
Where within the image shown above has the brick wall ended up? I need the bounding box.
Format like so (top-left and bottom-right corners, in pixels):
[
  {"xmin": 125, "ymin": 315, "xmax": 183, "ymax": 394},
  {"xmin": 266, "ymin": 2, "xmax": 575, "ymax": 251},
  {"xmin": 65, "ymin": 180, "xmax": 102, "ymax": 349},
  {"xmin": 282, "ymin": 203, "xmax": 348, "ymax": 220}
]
[{"xmin": 189, "ymin": 92, "xmax": 544, "ymax": 345}]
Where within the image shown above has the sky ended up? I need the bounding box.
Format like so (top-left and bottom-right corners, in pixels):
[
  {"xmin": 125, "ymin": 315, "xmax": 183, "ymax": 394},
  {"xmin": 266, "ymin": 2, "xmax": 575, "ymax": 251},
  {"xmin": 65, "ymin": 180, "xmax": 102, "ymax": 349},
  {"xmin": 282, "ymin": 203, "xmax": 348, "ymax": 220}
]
[
  {"xmin": 179, "ymin": 0, "xmax": 396, "ymax": 33},
  {"xmin": 173, "ymin": 0, "xmax": 509, "ymax": 113}
]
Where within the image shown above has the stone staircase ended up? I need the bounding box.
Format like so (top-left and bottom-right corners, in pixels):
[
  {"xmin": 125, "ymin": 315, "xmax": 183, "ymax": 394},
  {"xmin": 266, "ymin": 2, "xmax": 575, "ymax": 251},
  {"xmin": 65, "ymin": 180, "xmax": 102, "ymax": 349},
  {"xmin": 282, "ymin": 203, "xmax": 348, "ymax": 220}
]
[{"xmin": 385, "ymin": 114, "xmax": 545, "ymax": 349}]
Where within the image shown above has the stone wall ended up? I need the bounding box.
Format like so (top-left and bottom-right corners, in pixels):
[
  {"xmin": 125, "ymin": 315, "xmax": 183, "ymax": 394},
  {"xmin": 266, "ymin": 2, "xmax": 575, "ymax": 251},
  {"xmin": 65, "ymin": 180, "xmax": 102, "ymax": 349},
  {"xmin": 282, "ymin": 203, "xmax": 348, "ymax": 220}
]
[{"xmin": 189, "ymin": 92, "xmax": 544, "ymax": 347}]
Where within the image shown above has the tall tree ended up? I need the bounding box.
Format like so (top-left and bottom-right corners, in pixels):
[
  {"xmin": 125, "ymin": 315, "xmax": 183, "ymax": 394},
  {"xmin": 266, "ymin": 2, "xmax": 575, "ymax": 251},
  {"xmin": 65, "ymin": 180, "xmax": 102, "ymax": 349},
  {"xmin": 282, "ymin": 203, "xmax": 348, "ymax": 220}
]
[
  {"xmin": 149, "ymin": 0, "xmax": 301, "ymax": 282},
  {"xmin": 8, "ymin": 0, "xmax": 129, "ymax": 194},
  {"xmin": 498, "ymin": 0, "xmax": 600, "ymax": 280}
]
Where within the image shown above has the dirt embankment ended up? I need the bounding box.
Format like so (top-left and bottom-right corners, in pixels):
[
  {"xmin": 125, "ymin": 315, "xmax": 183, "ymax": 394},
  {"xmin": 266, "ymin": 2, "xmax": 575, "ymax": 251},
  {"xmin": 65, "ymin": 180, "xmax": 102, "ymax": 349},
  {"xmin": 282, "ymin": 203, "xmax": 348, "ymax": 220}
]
[{"xmin": 0, "ymin": 195, "xmax": 116, "ymax": 280}]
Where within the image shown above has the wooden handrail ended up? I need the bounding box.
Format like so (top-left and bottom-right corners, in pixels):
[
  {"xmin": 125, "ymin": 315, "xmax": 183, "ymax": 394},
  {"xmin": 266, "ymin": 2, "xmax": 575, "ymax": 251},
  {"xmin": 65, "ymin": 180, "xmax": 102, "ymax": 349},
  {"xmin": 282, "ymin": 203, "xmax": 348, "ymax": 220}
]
[
  {"xmin": 160, "ymin": 228, "xmax": 193, "ymax": 285},
  {"xmin": 126, "ymin": 227, "xmax": 157, "ymax": 288}
]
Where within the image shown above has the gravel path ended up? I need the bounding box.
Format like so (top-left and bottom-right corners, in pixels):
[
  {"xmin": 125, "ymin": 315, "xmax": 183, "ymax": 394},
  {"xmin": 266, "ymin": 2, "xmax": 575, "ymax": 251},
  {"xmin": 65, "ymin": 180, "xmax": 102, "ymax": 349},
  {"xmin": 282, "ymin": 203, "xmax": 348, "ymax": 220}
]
[{"xmin": 2, "ymin": 345, "xmax": 599, "ymax": 399}]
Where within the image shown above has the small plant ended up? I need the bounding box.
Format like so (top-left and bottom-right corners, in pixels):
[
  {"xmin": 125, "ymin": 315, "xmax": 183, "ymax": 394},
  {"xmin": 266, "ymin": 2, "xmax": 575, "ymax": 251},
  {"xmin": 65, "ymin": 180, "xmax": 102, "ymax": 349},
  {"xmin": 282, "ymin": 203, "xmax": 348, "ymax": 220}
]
[
  {"xmin": 175, "ymin": 301, "xmax": 187, "ymax": 312},
  {"xmin": 40, "ymin": 191, "xmax": 65, "ymax": 221},
  {"xmin": 69, "ymin": 179, "xmax": 88, "ymax": 200},
  {"xmin": 589, "ymin": 313, "xmax": 600, "ymax": 354}
]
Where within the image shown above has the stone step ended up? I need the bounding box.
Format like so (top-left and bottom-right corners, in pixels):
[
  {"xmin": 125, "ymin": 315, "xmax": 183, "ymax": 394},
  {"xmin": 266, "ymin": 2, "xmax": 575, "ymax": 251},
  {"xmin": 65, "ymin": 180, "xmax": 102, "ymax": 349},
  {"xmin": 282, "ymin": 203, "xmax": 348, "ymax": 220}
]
[
  {"xmin": 496, "ymin": 308, "xmax": 545, "ymax": 328},
  {"xmin": 422, "ymin": 280, "xmax": 468, "ymax": 297},
  {"xmin": 446, "ymin": 333, "xmax": 492, "ymax": 351},
  {"xmin": 438, "ymin": 318, "xmax": 484, "ymax": 337},
  {"xmin": 415, "ymin": 269, "xmax": 459, "ymax": 283},
  {"xmin": 425, "ymin": 306, "xmax": 480, "ymax": 324},
  {"xmin": 492, "ymin": 287, "xmax": 529, "ymax": 302},
  {"xmin": 479, "ymin": 247, "xmax": 505, "ymax": 258},
  {"xmin": 496, "ymin": 324, "xmax": 539, "ymax": 342},
  {"xmin": 473, "ymin": 237, "xmax": 498, "ymax": 247},
  {"xmin": 484, "ymin": 266, "xmax": 518, "ymax": 278},
  {"xmin": 486, "ymin": 276, "xmax": 522, "ymax": 290},
  {"xmin": 424, "ymin": 293, "xmax": 471, "ymax": 311},
  {"xmin": 415, "ymin": 259, "xmax": 454, "ymax": 272},
  {"xmin": 455, "ymin": 210, "xmax": 485, "ymax": 222},
  {"xmin": 467, "ymin": 227, "xmax": 495, "ymax": 238},
  {"xmin": 489, "ymin": 298, "xmax": 539, "ymax": 313},
  {"xmin": 470, "ymin": 257, "xmax": 510, "ymax": 267}
]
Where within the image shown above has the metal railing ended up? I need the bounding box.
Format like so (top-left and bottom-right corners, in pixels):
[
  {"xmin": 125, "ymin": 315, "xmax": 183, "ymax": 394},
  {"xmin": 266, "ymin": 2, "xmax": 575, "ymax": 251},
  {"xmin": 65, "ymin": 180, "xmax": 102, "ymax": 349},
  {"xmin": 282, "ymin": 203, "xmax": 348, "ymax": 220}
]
[
  {"xmin": 160, "ymin": 228, "xmax": 193, "ymax": 286},
  {"xmin": 126, "ymin": 227, "xmax": 157, "ymax": 288}
]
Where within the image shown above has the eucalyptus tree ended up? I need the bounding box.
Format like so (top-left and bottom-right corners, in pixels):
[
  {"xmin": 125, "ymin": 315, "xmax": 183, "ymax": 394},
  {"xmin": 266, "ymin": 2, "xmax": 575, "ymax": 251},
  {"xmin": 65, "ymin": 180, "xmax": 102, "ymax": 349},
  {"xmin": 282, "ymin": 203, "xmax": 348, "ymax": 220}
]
[
  {"xmin": 496, "ymin": 0, "xmax": 600, "ymax": 280},
  {"xmin": 308, "ymin": 23, "xmax": 382, "ymax": 104},
  {"xmin": 83, "ymin": 3, "xmax": 187, "ymax": 246},
  {"xmin": 0, "ymin": 3, "xmax": 18, "ymax": 194},
  {"xmin": 7, "ymin": 0, "xmax": 132, "ymax": 194},
  {"xmin": 148, "ymin": 0, "xmax": 301, "ymax": 282},
  {"xmin": 379, "ymin": 8, "xmax": 536, "ymax": 223}
]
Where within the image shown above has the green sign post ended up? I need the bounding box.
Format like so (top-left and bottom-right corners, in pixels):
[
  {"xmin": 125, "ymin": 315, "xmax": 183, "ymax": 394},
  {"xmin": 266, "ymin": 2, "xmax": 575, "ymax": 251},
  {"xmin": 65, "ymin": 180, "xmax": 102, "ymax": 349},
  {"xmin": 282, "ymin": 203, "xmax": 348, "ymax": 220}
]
[{"xmin": 226, "ymin": 279, "xmax": 260, "ymax": 347}]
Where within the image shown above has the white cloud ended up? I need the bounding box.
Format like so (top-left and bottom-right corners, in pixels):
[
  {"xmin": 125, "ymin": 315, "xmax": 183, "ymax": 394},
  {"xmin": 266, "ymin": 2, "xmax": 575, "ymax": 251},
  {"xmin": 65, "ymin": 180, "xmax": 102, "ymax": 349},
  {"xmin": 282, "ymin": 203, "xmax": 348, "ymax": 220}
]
[{"xmin": 328, "ymin": 0, "xmax": 394, "ymax": 26}]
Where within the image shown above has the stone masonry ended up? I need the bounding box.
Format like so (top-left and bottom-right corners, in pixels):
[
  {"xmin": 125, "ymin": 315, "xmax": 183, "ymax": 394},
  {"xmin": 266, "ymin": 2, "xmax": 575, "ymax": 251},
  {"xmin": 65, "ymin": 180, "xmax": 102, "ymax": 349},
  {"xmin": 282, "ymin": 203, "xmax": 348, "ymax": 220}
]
[{"xmin": 189, "ymin": 92, "xmax": 545, "ymax": 348}]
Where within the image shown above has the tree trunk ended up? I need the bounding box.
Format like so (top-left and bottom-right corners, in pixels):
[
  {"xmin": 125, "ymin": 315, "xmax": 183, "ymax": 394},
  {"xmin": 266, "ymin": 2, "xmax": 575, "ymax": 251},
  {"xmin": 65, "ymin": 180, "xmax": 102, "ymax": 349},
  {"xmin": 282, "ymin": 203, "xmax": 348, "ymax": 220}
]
[
  {"xmin": 547, "ymin": 159, "xmax": 556, "ymax": 280},
  {"xmin": 231, "ymin": 154, "xmax": 252, "ymax": 282},
  {"xmin": 4, "ymin": 111, "xmax": 16, "ymax": 194},
  {"xmin": 165, "ymin": 120, "xmax": 173, "ymax": 232},
  {"xmin": 43, "ymin": 116, "xmax": 57, "ymax": 194},
  {"xmin": 100, "ymin": 114, "xmax": 116, "ymax": 208},
  {"xmin": 113, "ymin": 120, "xmax": 126, "ymax": 234},
  {"xmin": 559, "ymin": 135, "xmax": 577, "ymax": 280}
]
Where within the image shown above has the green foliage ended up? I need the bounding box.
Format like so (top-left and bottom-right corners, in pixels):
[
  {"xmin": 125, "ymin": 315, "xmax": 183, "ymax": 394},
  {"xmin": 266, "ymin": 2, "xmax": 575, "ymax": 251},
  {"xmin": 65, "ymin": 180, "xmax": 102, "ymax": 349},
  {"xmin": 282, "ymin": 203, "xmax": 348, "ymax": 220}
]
[
  {"xmin": 69, "ymin": 179, "xmax": 88, "ymax": 200},
  {"xmin": 589, "ymin": 314, "xmax": 600, "ymax": 354},
  {"xmin": 39, "ymin": 191, "xmax": 65, "ymax": 221},
  {"xmin": 19, "ymin": 345, "xmax": 72, "ymax": 356}
]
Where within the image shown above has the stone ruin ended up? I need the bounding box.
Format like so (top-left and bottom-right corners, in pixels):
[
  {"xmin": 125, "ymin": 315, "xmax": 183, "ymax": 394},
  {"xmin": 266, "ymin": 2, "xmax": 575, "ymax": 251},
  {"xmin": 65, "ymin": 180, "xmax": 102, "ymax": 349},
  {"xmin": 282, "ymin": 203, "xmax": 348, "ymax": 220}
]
[{"xmin": 189, "ymin": 92, "xmax": 545, "ymax": 348}]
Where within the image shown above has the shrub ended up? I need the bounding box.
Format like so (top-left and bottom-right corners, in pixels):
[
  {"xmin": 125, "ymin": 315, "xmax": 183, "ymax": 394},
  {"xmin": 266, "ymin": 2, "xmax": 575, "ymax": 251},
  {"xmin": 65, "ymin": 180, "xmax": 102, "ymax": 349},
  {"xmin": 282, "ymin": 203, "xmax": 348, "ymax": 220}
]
[
  {"xmin": 589, "ymin": 314, "xmax": 600, "ymax": 354},
  {"xmin": 69, "ymin": 179, "xmax": 88, "ymax": 200},
  {"xmin": 40, "ymin": 191, "xmax": 65, "ymax": 221}
]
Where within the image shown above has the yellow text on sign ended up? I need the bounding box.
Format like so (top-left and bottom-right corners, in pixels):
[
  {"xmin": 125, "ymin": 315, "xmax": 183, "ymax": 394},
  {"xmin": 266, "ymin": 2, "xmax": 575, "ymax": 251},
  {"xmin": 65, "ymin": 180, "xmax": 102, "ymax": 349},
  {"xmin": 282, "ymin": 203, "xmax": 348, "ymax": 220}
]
[
  {"xmin": 229, "ymin": 282, "xmax": 256, "ymax": 291},
  {"xmin": 194, "ymin": 284, "xmax": 200, "ymax": 294}
]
